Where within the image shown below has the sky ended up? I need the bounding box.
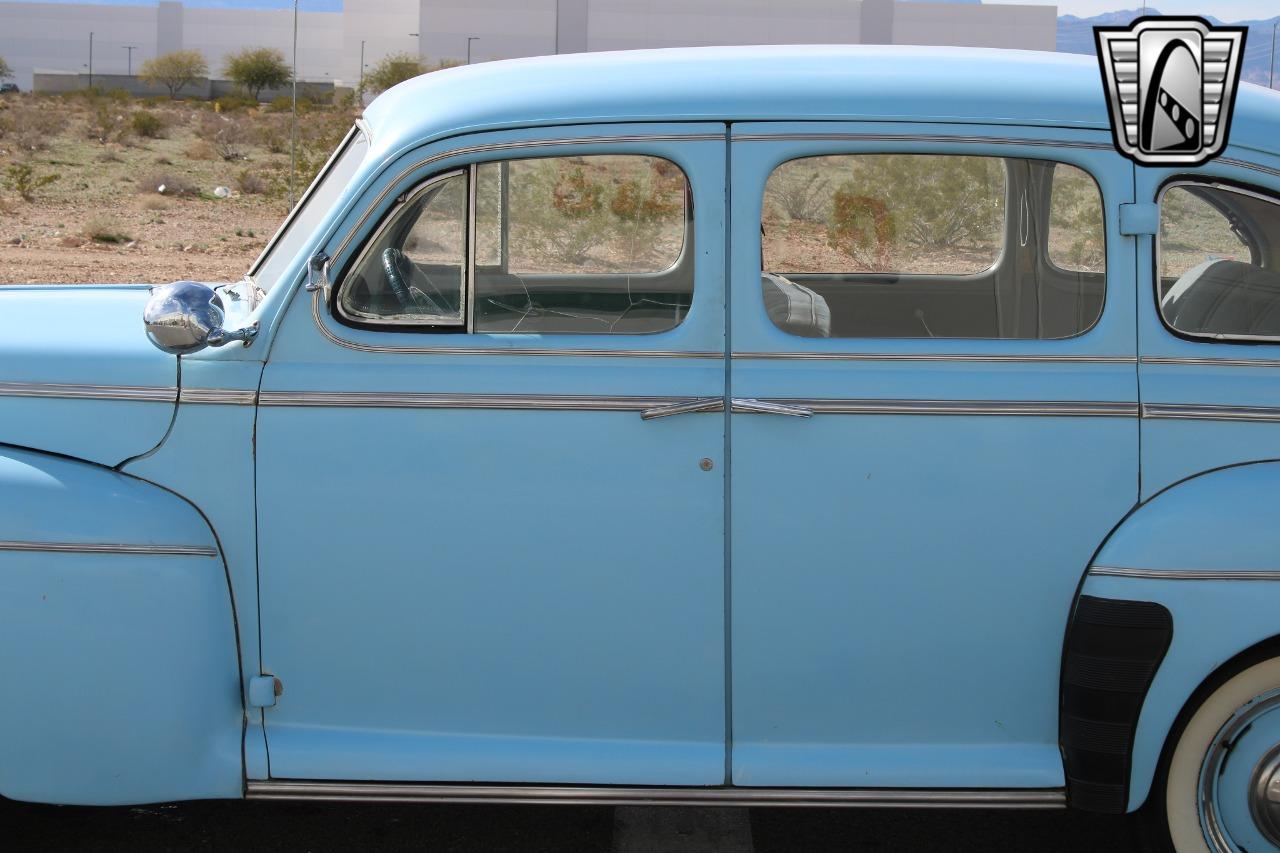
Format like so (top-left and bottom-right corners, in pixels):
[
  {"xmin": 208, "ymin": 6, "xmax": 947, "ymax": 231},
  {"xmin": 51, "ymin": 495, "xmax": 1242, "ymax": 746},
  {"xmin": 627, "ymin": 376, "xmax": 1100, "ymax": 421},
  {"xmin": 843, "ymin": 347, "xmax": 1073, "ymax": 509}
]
[
  {"xmin": 984, "ymin": 1, "xmax": 1279, "ymax": 20},
  {"xmin": 6, "ymin": 0, "xmax": 1277, "ymax": 23}
]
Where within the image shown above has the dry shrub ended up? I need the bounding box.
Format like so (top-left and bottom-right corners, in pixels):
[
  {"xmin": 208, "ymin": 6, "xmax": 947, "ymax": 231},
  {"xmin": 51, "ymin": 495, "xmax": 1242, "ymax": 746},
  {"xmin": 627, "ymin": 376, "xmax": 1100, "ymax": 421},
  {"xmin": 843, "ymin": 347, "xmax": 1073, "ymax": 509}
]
[
  {"xmin": 253, "ymin": 115, "xmax": 289, "ymax": 154},
  {"xmin": 185, "ymin": 139, "xmax": 216, "ymax": 161},
  {"xmin": 87, "ymin": 102, "xmax": 131, "ymax": 144},
  {"xmin": 200, "ymin": 113, "xmax": 250, "ymax": 161},
  {"xmin": 3, "ymin": 162, "xmax": 60, "ymax": 202},
  {"xmin": 235, "ymin": 169, "xmax": 266, "ymax": 195},
  {"xmin": 141, "ymin": 196, "xmax": 170, "ymax": 211},
  {"xmin": 137, "ymin": 171, "xmax": 199, "ymax": 197},
  {"xmin": 82, "ymin": 216, "xmax": 132, "ymax": 244},
  {"xmin": 0, "ymin": 105, "xmax": 69, "ymax": 152},
  {"xmin": 97, "ymin": 149, "xmax": 124, "ymax": 163}
]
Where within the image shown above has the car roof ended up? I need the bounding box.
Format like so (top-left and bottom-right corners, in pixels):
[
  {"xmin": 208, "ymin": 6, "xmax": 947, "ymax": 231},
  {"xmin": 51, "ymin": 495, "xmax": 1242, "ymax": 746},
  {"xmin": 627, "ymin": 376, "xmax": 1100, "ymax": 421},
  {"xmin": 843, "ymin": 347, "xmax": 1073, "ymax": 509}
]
[{"xmin": 361, "ymin": 45, "xmax": 1280, "ymax": 160}]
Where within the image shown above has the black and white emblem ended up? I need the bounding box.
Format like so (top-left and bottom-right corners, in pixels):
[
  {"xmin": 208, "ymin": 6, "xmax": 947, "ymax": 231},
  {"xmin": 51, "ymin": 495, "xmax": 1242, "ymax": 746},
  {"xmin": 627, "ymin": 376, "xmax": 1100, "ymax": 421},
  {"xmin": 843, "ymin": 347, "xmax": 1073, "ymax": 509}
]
[{"xmin": 1095, "ymin": 17, "xmax": 1247, "ymax": 166}]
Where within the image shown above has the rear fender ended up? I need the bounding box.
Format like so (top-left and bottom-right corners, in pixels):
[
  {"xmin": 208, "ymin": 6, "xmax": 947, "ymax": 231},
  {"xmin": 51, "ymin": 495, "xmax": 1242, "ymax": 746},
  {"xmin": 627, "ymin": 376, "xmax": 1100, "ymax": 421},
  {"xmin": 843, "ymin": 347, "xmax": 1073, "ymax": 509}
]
[{"xmin": 1074, "ymin": 461, "xmax": 1280, "ymax": 813}]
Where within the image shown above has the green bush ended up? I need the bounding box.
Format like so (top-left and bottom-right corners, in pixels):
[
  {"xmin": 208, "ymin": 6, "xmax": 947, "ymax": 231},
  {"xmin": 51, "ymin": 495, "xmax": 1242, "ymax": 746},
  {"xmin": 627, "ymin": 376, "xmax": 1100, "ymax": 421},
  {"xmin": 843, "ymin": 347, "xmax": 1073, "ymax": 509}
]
[
  {"xmin": 3, "ymin": 162, "xmax": 60, "ymax": 202},
  {"xmin": 214, "ymin": 94, "xmax": 257, "ymax": 113},
  {"xmin": 130, "ymin": 110, "xmax": 165, "ymax": 138}
]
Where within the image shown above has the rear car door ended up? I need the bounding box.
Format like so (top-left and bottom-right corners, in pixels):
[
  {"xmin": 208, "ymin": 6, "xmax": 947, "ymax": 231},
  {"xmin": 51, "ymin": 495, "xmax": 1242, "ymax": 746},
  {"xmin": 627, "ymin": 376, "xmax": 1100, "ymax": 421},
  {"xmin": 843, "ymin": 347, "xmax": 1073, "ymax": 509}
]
[{"xmin": 727, "ymin": 123, "xmax": 1139, "ymax": 789}]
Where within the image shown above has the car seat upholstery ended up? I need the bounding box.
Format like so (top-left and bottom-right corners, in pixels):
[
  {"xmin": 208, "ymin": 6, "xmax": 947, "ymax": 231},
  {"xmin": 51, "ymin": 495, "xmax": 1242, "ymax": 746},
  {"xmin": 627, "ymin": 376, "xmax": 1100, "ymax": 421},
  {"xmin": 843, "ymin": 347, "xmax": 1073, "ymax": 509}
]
[
  {"xmin": 761, "ymin": 272, "xmax": 831, "ymax": 338},
  {"xmin": 1162, "ymin": 259, "xmax": 1280, "ymax": 338}
]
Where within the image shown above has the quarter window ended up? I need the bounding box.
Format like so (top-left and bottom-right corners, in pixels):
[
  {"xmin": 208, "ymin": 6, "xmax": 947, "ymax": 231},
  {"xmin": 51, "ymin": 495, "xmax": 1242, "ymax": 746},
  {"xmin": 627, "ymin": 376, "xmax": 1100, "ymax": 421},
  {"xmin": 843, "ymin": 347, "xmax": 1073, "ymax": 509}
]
[
  {"xmin": 760, "ymin": 154, "xmax": 1106, "ymax": 339},
  {"xmin": 339, "ymin": 154, "xmax": 692, "ymax": 335},
  {"xmin": 1158, "ymin": 183, "xmax": 1280, "ymax": 341}
]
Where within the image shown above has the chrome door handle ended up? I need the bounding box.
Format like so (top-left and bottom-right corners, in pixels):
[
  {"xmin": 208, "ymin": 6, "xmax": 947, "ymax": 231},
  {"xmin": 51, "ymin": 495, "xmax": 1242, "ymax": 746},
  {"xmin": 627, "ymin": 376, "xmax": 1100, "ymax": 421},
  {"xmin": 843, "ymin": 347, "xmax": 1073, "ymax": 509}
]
[
  {"xmin": 730, "ymin": 398, "xmax": 813, "ymax": 418},
  {"xmin": 640, "ymin": 397, "xmax": 725, "ymax": 420}
]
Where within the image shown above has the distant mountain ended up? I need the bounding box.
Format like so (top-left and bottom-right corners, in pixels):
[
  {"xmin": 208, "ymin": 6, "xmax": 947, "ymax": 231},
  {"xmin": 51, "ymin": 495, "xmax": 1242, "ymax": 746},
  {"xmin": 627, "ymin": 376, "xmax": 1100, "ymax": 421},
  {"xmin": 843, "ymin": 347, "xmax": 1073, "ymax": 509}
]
[{"xmin": 1058, "ymin": 8, "xmax": 1280, "ymax": 87}]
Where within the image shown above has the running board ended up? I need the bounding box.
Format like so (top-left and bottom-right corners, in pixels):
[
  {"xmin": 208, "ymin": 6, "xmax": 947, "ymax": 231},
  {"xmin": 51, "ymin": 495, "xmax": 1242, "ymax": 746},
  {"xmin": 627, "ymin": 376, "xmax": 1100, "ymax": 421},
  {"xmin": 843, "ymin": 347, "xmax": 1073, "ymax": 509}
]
[{"xmin": 246, "ymin": 781, "xmax": 1066, "ymax": 809}]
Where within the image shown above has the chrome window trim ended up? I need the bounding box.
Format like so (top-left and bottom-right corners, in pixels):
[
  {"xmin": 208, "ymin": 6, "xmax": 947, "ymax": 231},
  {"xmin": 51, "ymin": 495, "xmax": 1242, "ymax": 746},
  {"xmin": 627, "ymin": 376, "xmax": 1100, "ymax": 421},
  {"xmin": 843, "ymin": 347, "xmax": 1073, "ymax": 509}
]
[
  {"xmin": 732, "ymin": 352, "xmax": 1135, "ymax": 364},
  {"xmin": 335, "ymin": 168, "xmax": 469, "ymax": 328},
  {"xmin": 178, "ymin": 388, "xmax": 258, "ymax": 405},
  {"xmin": 0, "ymin": 540, "xmax": 217, "ymax": 557},
  {"xmin": 733, "ymin": 132, "xmax": 1115, "ymax": 151},
  {"xmin": 246, "ymin": 780, "xmax": 1065, "ymax": 809},
  {"xmin": 1155, "ymin": 179, "xmax": 1280, "ymax": 345},
  {"xmin": 1092, "ymin": 566, "xmax": 1280, "ymax": 581},
  {"xmin": 1142, "ymin": 403, "xmax": 1280, "ymax": 423},
  {"xmin": 0, "ymin": 380, "xmax": 176, "ymax": 403},
  {"xmin": 314, "ymin": 132, "xmax": 721, "ymax": 355}
]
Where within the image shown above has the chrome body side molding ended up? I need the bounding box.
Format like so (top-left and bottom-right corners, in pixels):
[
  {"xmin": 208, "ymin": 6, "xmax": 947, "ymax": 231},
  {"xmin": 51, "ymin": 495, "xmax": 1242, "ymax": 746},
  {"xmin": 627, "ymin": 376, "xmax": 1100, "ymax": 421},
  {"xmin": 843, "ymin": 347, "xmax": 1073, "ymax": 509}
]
[
  {"xmin": 260, "ymin": 391, "xmax": 695, "ymax": 412},
  {"xmin": 246, "ymin": 781, "xmax": 1066, "ymax": 809},
  {"xmin": 0, "ymin": 540, "xmax": 218, "ymax": 557},
  {"xmin": 1142, "ymin": 356, "xmax": 1280, "ymax": 369},
  {"xmin": 179, "ymin": 388, "xmax": 259, "ymax": 405},
  {"xmin": 1091, "ymin": 566, "xmax": 1280, "ymax": 581},
  {"xmin": 732, "ymin": 352, "xmax": 1136, "ymax": 364},
  {"xmin": 0, "ymin": 380, "xmax": 176, "ymax": 403},
  {"xmin": 1142, "ymin": 403, "xmax": 1280, "ymax": 423},
  {"xmin": 767, "ymin": 399, "xmax": 1137, "ymax": 418}
]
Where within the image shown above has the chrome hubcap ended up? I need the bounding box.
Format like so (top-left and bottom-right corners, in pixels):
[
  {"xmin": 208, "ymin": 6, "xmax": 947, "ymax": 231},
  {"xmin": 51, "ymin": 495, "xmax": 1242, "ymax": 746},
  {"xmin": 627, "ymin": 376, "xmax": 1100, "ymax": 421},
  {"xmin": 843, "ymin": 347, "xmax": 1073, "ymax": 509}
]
[
  {"xmin": 1250, "ymin": 745, "xmax": 1280, "ymax": 848},
  {"xmin": 1199, "ymin": 690, "xmax": 1280, "ymax": 852}
]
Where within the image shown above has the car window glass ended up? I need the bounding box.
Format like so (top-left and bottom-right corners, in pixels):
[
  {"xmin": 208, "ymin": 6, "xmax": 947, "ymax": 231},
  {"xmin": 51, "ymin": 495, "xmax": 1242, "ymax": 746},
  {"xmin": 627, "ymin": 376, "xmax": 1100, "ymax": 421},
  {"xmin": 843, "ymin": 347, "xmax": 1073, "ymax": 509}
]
[
  {"xmin": 472, "ymin": 155, "xmax": 690, "ymax": 334},
  {"xmin": 339, "ymin": 171, "xmax": 467, "ymax": 325},
  {"xmin": 760, "ymin": 153, "xmax": 1105, "ymax": 340},
  {"xmin": 1048, "ymin": 164, "xmax": 1106, "ymax": 273},
  {"xmin": 1159, "ymin": 184, "xmax": 1280, "ymax": 341}
]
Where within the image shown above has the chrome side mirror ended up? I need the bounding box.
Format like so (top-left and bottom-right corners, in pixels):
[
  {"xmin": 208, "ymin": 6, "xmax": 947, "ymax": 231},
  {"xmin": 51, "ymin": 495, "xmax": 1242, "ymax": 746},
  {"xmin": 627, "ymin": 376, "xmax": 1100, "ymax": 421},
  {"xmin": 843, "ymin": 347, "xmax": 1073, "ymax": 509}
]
[
  {"xmin": 143, "ymin": 281, "xmax": 257, "ymax": 355},
  {"xmin": 304, "ymin": 250, "xmax": 331, "ymax": 300}
]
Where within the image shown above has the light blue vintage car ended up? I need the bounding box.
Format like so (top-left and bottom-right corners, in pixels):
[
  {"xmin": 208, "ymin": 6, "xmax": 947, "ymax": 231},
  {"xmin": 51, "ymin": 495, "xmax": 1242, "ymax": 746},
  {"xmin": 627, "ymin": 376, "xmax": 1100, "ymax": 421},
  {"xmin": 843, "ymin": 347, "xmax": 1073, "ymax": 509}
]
[{"xmin": 3, "ymin": 45, "xmax": 1280, "ymax": 851}]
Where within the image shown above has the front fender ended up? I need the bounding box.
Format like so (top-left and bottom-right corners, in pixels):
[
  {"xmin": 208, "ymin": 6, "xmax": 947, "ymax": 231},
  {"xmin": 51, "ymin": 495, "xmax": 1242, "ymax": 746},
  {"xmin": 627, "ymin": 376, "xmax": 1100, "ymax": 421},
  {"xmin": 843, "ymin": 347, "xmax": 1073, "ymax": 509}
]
[
  {"xmin": 1081, "ymin": 461, "xmax": 1280, "ymax": 813},
  {"xmin": 0, "ymin": 447, "xmax": 242, "ymax": 805}
]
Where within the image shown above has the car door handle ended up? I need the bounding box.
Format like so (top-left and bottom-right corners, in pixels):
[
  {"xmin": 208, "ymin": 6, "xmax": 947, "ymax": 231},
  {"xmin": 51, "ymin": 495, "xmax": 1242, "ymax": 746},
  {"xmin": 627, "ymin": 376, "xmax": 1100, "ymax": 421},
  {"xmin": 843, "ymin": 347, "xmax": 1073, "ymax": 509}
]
[
  {"xmin": 730, "ymin": 398, "xmax": 813, "ymax": 418},
  {"xmin": 640, "ymin": 397, "xmax": 726, "ymax": 420}
]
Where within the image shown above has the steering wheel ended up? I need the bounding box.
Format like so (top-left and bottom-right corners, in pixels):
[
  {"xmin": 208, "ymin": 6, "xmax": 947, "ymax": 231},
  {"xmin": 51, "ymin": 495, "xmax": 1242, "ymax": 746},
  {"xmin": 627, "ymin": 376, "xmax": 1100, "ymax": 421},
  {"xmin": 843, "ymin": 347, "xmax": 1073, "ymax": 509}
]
[{"xmin": 381, "ymin": 248, "xmax": 449, "ymax": 315}]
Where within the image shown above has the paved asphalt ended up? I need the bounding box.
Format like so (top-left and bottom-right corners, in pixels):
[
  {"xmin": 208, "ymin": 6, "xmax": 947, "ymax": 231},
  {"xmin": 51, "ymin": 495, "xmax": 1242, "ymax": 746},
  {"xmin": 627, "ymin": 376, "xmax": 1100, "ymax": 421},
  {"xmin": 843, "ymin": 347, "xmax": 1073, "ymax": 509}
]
[{"xmin": 4, "ymin": 797, "xmax": 1139, "ymax": 851}]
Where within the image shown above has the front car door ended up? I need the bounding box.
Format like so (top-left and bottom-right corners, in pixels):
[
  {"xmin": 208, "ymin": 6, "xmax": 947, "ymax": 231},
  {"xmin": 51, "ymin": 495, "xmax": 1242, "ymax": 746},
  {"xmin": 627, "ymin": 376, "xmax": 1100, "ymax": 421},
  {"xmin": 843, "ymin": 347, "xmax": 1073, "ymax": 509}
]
[
  {"xmin": 255, "ymin": 124, "xmax": 729, "ymax": 785},
  {"xmin": 727, "ymin": 123, "xmax": 1139, "ymax": 789}
]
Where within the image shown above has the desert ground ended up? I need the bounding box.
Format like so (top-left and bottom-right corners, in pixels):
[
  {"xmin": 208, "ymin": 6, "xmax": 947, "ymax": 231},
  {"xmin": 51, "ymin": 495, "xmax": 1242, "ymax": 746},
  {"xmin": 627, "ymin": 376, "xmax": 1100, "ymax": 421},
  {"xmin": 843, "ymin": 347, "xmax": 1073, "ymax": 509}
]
[{"xmin": 0, "ymin": 91, "xmax": 353, "ymax": 284}]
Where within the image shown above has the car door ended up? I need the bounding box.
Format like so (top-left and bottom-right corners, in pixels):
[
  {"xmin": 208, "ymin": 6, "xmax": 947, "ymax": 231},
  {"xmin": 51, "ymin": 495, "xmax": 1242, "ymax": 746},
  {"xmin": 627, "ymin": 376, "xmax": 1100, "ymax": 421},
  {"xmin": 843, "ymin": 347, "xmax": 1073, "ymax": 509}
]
[
  {"xmin": 1133, "ymin": 157, "xmax": 1280, "ymax": 501},
  {"xmin": 727, "ymin": 123, "xmax": 1139, "ymax": 789},
  {"xmin": 255, "ymin": 124, "xmax": 729, "ymax": 785}
]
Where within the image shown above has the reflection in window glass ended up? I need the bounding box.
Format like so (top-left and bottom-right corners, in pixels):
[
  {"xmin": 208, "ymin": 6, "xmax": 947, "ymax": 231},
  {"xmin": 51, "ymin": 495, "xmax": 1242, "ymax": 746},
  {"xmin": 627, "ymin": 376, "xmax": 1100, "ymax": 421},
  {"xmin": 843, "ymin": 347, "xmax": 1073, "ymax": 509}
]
[
  {"xmin": 763, "ymin": 154, "xmax": 1004, "ymax": 275},
  {"xmin": 1048, "ymin": 164, "xmax": 1105, "ymax": 273},
  {"xmin": 485, "ymin": 155, "xmax": 686, "ymax": 275},
  {"xmin": 760, "ymin": 154, "xmax": 1105, "ymax": 340},
  {"xmin": 1159, "ymin": 184, "xmax": 1280, "ymax": 340},
  {"xmin": 473, "ymin": 155, "xmax": 692, "ymax": 334},
  {"xmin": 1159, "ymin": 186, "xmax": 1251, "ymax": 281}
]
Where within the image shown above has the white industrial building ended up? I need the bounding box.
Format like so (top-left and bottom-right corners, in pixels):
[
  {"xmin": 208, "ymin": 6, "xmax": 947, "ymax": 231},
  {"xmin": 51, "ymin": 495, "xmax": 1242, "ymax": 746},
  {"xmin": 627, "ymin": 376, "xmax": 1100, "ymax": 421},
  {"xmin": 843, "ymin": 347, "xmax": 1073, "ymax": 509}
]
[{"xmin": 0, "ymin": 0, "xmax": 1057, "ymax": 93}]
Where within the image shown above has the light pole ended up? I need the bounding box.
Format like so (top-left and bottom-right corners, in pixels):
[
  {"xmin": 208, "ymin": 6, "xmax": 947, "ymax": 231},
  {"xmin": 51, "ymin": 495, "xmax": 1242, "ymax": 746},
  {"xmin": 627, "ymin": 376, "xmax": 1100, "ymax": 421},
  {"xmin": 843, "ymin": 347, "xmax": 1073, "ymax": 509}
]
[
  {"xmin": 1271, "ymin": 21, "xmax": 1278, "ymax": 90},
  {"xmin": 289, "ymin": 0, "xmax": 299, "ymax": 208},
  {"xmin": 123, "ymin": 45, "xmax": 137, "ymax": 76},
  {"xmin": 87, "ymin": 31, "xmax": 94, "ymax": 90},
  {"xmin": 358, "ymin": 39, "xmax": 366, "ymax": 95},
  {"xmin": 467, "ymin": 36, "xmax": 479, "ymax": 65}
]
